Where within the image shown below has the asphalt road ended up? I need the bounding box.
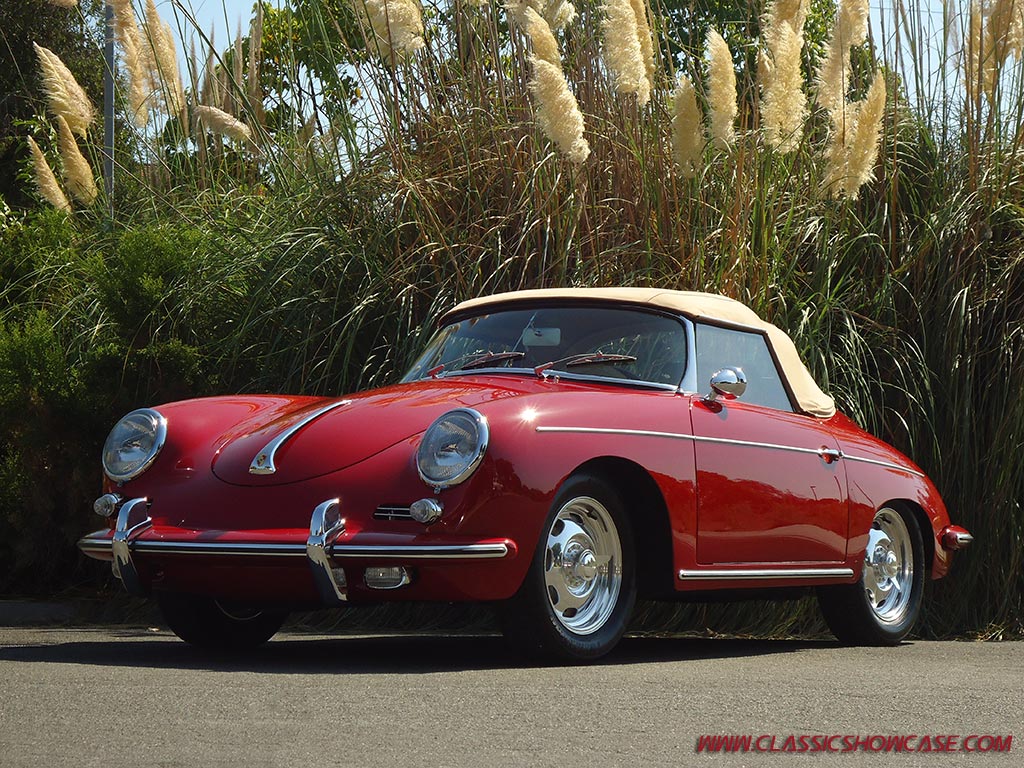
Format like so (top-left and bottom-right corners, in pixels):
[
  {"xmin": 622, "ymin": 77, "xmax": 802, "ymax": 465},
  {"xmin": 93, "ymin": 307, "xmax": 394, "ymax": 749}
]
[{"xmin": 0, "ymin": 628, "xmax": 1019, "ymax": 768}]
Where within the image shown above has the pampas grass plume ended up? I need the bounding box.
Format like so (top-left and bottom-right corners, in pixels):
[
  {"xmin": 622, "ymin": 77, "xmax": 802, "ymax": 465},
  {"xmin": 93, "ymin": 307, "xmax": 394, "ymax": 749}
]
[
  {"xmin": 33, "ymin": 43, "xmax": 95, "ymax": 137},
  {"xmin": 45, "ymin": 0, "xmax": 78, "ymax": 8},
  {"xmin": 671, "ymin": 74, "xmax": 703, "ymax": 177},
  {"xmin": 707, "ymin": 29, "xmax": 737, "ymax": 150},
  {"xmin": 602, "ymin": 0, "xmax": 649, "ymax": 105},
  {"xmin": 26, "ymin": 137, "xmax": 71, "ymax": 212},
  {"xmin": 761, "ymin": 21, "xmax": 806, "ymax": 152},
  {"xmin": 361, "ymin": 0, "xmax": 426, "ymax": 62},
  {"xmin": 144, "ymin": 0, "xmax": 186, "ymax": 118},
  {"xmin": 111, "ymin": 0, "xmax": 150, "ymax": 127},
  {"xmin": 841, "ymin": 74, "xmax": 886, "ymax": 197},
  {"xmin": 815, "ymin": 0, "xmax": 869, "ymax": 117},
  {"xmin": 194, "ymin": 104, "xmax": 253, "ymax": 142},
  {"xmin": 56, "ymin": 115, "xmax": 98, "ymax": 205},
  {"xmin": 530, "ymin": 58, "xmax": 590, "ymax": 164}
]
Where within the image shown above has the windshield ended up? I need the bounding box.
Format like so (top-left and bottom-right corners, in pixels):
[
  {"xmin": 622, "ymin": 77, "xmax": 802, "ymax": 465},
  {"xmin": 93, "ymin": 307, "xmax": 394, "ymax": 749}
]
[{"xmin": 401, "ymin": 306, "xmax": 688, "ymax": 387}]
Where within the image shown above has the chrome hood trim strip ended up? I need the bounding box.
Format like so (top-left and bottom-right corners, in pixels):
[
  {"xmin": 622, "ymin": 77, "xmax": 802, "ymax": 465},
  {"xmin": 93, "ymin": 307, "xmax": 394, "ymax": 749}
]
[{"xmin": 249, "ymin": 399, "xmax": 352, "ymax": 475}]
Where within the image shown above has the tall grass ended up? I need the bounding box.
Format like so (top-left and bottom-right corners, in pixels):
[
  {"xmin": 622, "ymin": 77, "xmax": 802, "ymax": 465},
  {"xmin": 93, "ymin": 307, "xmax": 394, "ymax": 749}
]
[{"xmin": 1, "ymin": 0, "xmax": 1021, "ymax": 638}]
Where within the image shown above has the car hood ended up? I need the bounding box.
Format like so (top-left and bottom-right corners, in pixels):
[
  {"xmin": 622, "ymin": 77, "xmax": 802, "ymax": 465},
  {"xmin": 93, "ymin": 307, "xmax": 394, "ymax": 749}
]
[{"xmin": 210, "ymin": 378, "xmax": 528, "ymax": 486}]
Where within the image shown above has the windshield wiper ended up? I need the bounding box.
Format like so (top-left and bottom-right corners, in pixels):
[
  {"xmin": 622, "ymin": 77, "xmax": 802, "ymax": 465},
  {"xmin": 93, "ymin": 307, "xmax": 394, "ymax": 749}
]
[
  {"xmin": 534, "ymin": 352, "xmax": 637, "ymax": 376},
  {"xmin": 456, "ymin": 351, "xmax": 526, "ymax": 371}
]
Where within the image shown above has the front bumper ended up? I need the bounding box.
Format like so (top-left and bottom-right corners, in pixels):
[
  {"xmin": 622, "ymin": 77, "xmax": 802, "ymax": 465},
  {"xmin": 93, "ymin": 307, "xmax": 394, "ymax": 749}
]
[{"xmin": 79, "ymin": 497, "xmax": 517, "ymax": 604}]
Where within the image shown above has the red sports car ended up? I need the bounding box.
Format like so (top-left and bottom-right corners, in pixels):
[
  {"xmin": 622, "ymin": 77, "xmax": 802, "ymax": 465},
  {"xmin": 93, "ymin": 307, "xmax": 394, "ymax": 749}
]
[{"xmin": 80, "ymin": 288, "xmax": 972, "ymax": 660}]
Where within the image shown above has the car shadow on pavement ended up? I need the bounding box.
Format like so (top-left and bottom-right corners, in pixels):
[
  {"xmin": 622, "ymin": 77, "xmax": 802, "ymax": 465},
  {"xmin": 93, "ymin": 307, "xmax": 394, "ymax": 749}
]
[{"xmin": 0, "ymin": 628, "xmax": 845, "ymax": 674}]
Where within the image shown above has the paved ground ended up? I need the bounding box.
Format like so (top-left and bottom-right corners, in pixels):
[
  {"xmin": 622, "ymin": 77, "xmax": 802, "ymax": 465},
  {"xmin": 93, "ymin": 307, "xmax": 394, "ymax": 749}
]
[{"xmin": 0, "ymin": 627, "xmax": 1019, "ymax": 767}]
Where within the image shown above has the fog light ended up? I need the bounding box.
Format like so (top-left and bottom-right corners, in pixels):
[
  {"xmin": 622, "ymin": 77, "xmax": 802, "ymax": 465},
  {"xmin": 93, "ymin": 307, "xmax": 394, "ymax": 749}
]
[
  {"xmin": 93, "ymin": 493, "xmax": 123, "ymax": 517},
  {"xmin": 364, "ymin": 566, "xmax": 411, "ymax": 590},
  {"xmin": 410, "ymin": 498, "xmax": 444, "ymax": 524},
  {"xmin": 331, "ymin": 567, "xmax": 347, "ymax": 588}
]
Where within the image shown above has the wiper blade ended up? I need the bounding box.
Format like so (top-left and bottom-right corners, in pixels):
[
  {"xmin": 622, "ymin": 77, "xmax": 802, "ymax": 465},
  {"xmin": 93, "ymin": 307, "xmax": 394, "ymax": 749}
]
[
  {"xmin": 459, "ymin": 351, "xmax": 526, "ymax": 370},
  {"xmin": 534, "ymin": 352, "xmax": 637, "ymax": 376}
]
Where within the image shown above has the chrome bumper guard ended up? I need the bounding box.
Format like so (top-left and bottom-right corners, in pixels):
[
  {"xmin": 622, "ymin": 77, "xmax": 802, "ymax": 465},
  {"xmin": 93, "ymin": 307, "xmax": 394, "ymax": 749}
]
[
  {"xmin": 110, "ymin": 497, "xmax": 152, "ymax": 596},
  {"xmin": 307, "ymin": 499, "xmax": 347, "ymax": 605},
  {"xmin": 79, "ymin": 497, "xmax": 511, "ymax": 604}
]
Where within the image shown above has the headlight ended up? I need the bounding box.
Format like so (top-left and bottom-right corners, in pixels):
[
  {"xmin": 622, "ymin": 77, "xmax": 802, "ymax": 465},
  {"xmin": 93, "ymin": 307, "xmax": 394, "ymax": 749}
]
[
  {"xmin": 416, "ymin": 408, "xmax": 488, "ymax": 489},
  {"xmin": 102, "ymin": 408, "xmax": 167, "ymax": 482}
]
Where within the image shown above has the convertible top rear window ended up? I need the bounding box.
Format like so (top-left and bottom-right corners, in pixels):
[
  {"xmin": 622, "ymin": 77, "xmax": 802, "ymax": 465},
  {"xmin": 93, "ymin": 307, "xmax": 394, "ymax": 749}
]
[{"xmin": 403, "ymin": 306, "xmax": 688, "ymax": 387}]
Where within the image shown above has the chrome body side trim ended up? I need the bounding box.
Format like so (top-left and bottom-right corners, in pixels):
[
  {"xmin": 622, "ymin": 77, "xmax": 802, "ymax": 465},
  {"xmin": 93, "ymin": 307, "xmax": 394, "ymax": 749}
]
[
  {"xmin": 307, "ymin": 499, "xmax": 347, "ymax": 604},
  {"xmin": 110, "ymin": 498, "xmax": 151, "ymax": 596},
  {"xmin": 840, "ymin": 453, "xmax": 926, "ymax": 478},
  {"xmin": 249, "ymin": 399, "xmax": 351, "ymax": 475},
  {"xmin": 536, "ymin": 426, "xmax": 833, "ymax": 458},
  {"xmin": 678, "ymin": 567, "xmax": 854, "ymax": 581}
]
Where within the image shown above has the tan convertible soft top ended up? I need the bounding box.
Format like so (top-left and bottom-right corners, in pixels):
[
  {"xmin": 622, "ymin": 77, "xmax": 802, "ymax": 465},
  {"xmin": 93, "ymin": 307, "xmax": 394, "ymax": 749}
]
[{"xmin": 444, "ymin": 287, "xmax": 837, "ymax": 418}]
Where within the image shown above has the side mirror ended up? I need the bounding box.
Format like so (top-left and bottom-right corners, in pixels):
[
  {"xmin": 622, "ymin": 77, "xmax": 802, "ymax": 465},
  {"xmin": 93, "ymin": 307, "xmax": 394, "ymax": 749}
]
[{"xmin": 706, "ymin": 367, "xmax": 747, "ymax": 402}]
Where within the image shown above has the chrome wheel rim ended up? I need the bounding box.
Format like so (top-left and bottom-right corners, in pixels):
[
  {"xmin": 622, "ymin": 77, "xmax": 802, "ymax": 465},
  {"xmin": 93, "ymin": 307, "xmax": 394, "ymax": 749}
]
[
  {"xmin": 543, "ymin": 496, "xmax": 622, "ymax": 635},
  {"xmin": 863, "ymin": 508, "xmax": 914, "ymax": 625}
]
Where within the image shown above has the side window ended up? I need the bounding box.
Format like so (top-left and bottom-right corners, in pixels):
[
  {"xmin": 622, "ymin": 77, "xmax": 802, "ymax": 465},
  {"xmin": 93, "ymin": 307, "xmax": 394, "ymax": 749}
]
[{"xmin": 695, "ymin": 324, "xmax": 793, "ymax": 411}]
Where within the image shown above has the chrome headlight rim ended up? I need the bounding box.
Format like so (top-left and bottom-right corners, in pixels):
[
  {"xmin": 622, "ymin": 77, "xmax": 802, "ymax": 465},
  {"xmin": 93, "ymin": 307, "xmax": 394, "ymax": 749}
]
[
  {"xmin": 102, "ymin": 407, "xmax": 168, "ymax": 483},
  {"xmin": 416, "ymin": 408, "xmax": 489, "ymax": 490}
]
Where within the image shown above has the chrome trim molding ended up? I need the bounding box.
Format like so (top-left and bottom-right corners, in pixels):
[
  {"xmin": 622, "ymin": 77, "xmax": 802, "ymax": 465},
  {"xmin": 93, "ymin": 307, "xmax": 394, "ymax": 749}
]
[
  {"xmin": 330, "ymin": 543, "xmax": 510, "ymax": 559},
  {"xmin": 307, "ymin": 499, "xmax": 347, "ymax": 604},
  {"xmin": 536, "ymin": 426, "xmax": 829, "ymax": 458},
  {"xmin": 840, "ymin": 453, "xmax": 925, "ymax": 477},
  {"xmin": 249, "ymin": 399, "xmax": 351, "ymax": 475},
  {"xmin": 678, "ymin": 567, "xmax": 855, "ymax": 581},
  {"xmin": 110, "ymin": 498, "xmax": 151, "ymax": 596},
  {"xmin": 77, "ymin": 536, "xmax": 510, "ymax": 560}
]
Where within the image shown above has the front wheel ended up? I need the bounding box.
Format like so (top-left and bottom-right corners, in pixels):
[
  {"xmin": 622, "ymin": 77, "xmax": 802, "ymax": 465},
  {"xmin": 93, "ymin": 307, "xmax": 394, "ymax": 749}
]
[
  {"xmin": 158, "ymin": 593, "xmax": 288, "ymax": 650},
  {"xmin": 818, "ymin": 505, "xmax": 925, "ymax": 645},
  {"xmin": 500, "ymin": 473, "xmax": 636, "ymax": 662}
]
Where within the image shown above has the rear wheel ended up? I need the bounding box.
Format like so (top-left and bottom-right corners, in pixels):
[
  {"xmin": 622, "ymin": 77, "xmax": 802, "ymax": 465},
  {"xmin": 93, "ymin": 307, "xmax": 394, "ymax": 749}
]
[
  {"xmin": 500, "ymin": 473, "xmax": 636, "ymax": 662},
  {"xmin": 818, "ymin": 505, "xmax": 924, "ymax": 645},
  {"xmin": 158, "ymin": 593, "xmax": 287, "ymax": 650}
]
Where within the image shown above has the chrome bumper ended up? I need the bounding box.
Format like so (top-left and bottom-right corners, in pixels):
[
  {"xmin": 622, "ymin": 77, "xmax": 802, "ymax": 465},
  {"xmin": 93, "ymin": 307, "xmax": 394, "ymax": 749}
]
[{"xmin": 79, "ymin": 497, "xmax": 512, "ymax": 603}]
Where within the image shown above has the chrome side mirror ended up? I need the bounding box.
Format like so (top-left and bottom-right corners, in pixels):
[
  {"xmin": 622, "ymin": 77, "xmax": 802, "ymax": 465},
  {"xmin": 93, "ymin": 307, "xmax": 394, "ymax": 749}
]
[{"xmin": 706, "ymin": 367, "xmax": 747, "ymax": 402}]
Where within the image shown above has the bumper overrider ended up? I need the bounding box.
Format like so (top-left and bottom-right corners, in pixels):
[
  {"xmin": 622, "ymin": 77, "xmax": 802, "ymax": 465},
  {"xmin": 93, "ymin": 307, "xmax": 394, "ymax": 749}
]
[{"xmin": 78, "ymin": 497, "xmax": 516, "ymax": 604}]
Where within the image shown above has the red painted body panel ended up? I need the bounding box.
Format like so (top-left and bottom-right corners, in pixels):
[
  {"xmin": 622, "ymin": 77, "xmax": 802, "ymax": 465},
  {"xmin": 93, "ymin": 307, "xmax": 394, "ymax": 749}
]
[{"xmin": 87, "ymin": 371, "xmax": 962, "ymax": 605}]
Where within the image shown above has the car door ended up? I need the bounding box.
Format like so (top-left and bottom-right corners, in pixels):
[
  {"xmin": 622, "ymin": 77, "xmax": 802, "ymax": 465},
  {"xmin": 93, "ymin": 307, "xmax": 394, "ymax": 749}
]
[{"xmin": 690, "ymin": 322, "xmax": 849, "ymax": 564}]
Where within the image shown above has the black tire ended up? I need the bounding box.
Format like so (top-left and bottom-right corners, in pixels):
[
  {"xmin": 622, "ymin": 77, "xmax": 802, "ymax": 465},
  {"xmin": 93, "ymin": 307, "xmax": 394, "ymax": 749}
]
[
  {"xmin": 158, "ymin": 593, "xmax": 287, "ymax": 650},
  {"xmin": 818, "ymin": 505, "xmax": 925, "ymax": 645},
  {"xmin": 500, "ymin": 473, "xmax": 636, "ymax": 662}
]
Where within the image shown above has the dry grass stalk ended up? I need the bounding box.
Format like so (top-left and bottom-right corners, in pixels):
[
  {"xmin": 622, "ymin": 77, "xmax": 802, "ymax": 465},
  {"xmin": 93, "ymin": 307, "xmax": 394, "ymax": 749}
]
[
  {"xmin": 512, "ymin": 5, "xmax": 589, "ymax": 164},
  {"xmin": 671, "ymin": 74, "xmax": 703, "ymax": 178},
  {"xmin": 26, "ymin": 137, "xmax": 71, "ymax": 212},
  {"xmin": 707, "ymin": 29, "xmax": 737, "ymax": 150},
  {"xmin": 248, "ymin": 4, "xmax": 266, "ymax": 127},
  {"xmin": 601, "ymin": 0, "xmax": 650, "ymax": 105},
  {"xmin": 814, "ymin": 0, "xmax": 869, "ymax": 117},
  {"xmin": 194, "ymin": 104, "xmax": 253, "ymax": 143},
  {"xmin": 56, "ymin": 114, "xmax": 98, "ymax": 205},
  {"xmin": 111, "ymin": 0, "xmax": 151, "ymax": 127},
  {"xmin": 359, "ymin": 0, "xmax": 426, "ymax": 62},
  {"xmin": 761, "ymin": 20, "xmax": 807, "ymax": 152},
  {"xmin": 33, "ymin": 43, "xmax": 95, "ymax": 137}
]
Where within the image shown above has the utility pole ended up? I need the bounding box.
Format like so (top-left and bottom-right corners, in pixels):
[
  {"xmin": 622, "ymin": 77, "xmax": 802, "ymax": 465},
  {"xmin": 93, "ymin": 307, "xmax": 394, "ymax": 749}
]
[{"xmin": 103, "ymin": 2, "xmax": 115, "ymax": 217}]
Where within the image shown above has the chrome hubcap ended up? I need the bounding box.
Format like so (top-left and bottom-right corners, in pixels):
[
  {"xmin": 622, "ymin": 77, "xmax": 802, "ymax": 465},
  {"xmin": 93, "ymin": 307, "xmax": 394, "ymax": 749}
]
[
  {"xmin": 544, "ymin": 496, "xmax": 622, "ymax": 635},
  {"xmin": 863, "ymin": 509, "xmax": 913, "ymax": 625}
]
